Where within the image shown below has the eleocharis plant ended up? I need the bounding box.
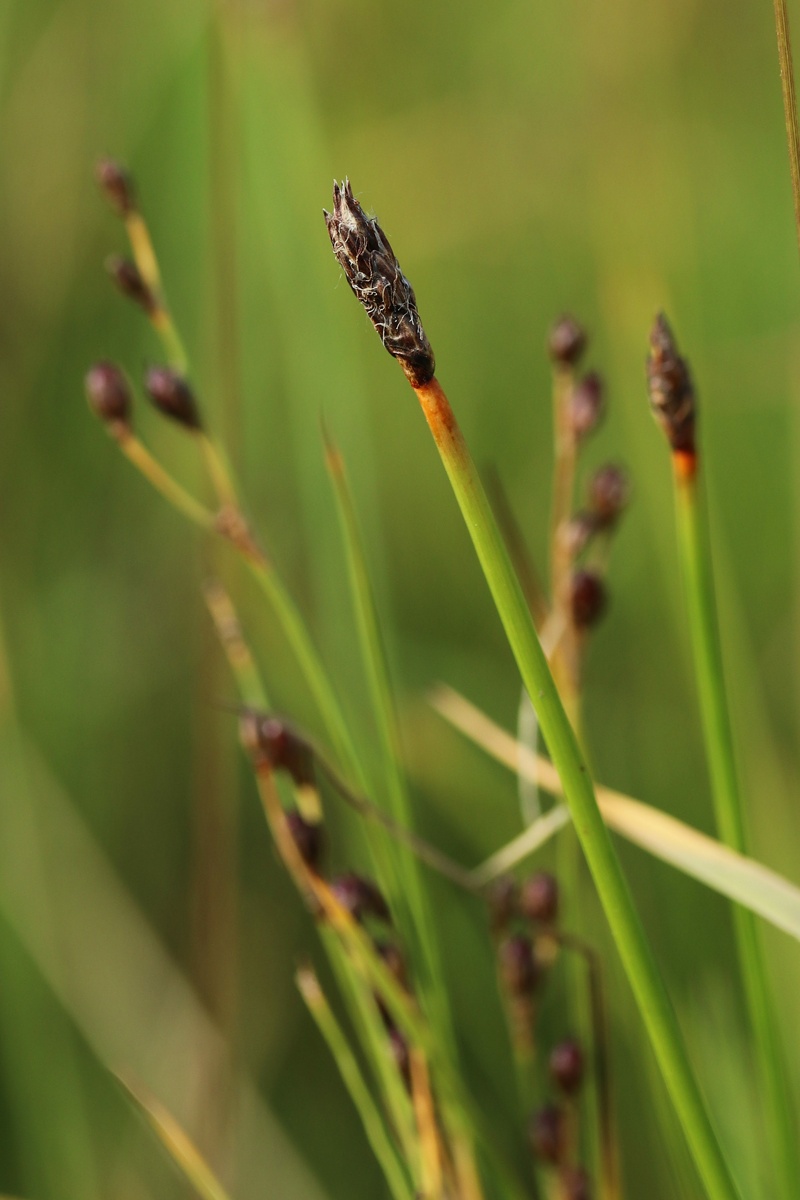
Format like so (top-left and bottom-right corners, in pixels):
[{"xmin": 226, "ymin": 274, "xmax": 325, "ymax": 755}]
[
  {"xmin": 324, "ymin": 178, "xmax": 741, "ymax": 1200},
  {"xmin": 647, "ymin": 314, "xmax": 799, "ymax": 1200}
]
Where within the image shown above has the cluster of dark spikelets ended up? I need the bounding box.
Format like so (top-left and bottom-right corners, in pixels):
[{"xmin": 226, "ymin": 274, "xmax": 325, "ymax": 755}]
[
  {"xmin": 239, "ymin": 708, "xmax": 414, "ymax": 1088},
  {"xmin": 86, "ymin": 360, "xmax": 202, "ymax": 434},
  {"xmin": 489, "ymin": 873, "xmax": 592, "ymax": 1198},
  {"xmin": 324, "ymin": 179, "xmax": 436, "ymax": 388},
  {"xmin": 86, "ymin": 158, "xmax": 203, "ymax": 435},
  {"xmin": 548, "ymin": 315, "xmax": 631, "ymax": 631},
  {"xmin": 645, "ymin": 312, "xmax": 696, "ymax": 456}
]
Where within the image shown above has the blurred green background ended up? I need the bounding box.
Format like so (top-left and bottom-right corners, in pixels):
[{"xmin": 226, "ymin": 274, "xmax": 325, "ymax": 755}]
[{"xmin": 1, "ymin": 0, "xmax": 799, "ymax": 1196}]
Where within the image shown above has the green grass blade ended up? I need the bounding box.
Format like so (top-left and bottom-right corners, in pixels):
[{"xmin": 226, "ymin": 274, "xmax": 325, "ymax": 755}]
[
  {"xmin": 323, "ymin": 429, "xmax": 454, "ymax": 1044},
  {"xmin": 117, "ymin": 1074, "xmax": 233, "ymax": 1200},
  {"xmin": 410, "ymin": 377, "xmax": 740, "ymax": 1200},
  {"xmin": 435, "ymin": 685, "xmax": 800, "ymax": 941},
  {"xmin": 297, "ymin": 965, "xmax": 415, "ymax": 1200},
  {"xmin": 674, "ymin": 466, "xmax": 799, "ymax": 1198}
]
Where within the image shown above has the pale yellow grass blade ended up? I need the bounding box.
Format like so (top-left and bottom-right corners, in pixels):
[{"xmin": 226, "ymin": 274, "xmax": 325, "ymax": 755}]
[{"xmin": 431, "ymin": 686, "xmax": 800, "ymax": 940}]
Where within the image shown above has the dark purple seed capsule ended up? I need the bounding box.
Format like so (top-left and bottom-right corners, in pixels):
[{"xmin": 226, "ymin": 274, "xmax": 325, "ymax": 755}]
[
  {"xmin": 486, "ymin": 876, "xmax": 519, "ymax": 932},
  {"xmin": 144, "ymin": 366, "xmax": 202, "ymax": 430},
  {"xmin": 85, "ymin": 361, "xmax": 132, "ymax": 427},
  {"xmin": 498, "ymin": 934, "xmax": 538, "ymax": 997},
  {"xmin": 331, "ymin": 873, "xmax": 391, "ymax": 923},
  {"xmin": 520, "ymin": 871, "xmax": 559, "ymax": 924},
  {"xmin": 568, "ymin": 371, "xmax": 604, "ymax": 439},
  {"xmin": 588, "ymin": 464, "xmax": 629, "ymax": 525},
  {"xmin": 285, "ymin": 810, "xmax": 323, "ymax": 871},
  {"xmin": 548, "ymin": 315, "xmax": 587, "ymax": 367},
  {"xmin": 106, "ymin": 254, "xmax": 155, "ymax": 313},
  {"xmin": 256, "ymin": 716, "xmax": 316, "ymax": 788},
  {"xmin": 570, "ymin": 569, "xmax": 607, "ymax": 629},
  {"xmin": 95, "ymin": 157, "xmax": 136, "ymax": 217},
  {"xmin": 549, "ymin": 1038, "xmax": 585, "ymax": 1095},
  {"xmin": 529, "ymin": 1104, "xmax": 566, "ymax": 1165}
]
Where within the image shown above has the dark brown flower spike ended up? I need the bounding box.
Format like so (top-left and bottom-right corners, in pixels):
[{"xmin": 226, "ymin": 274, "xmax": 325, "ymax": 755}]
[
  {"xmin": 646, "ymin": 313, "xmax": 696, "ymax": 457},
  {"xmin": 324, "ymin": 179, "xmax": 435, "ymax": 388}
]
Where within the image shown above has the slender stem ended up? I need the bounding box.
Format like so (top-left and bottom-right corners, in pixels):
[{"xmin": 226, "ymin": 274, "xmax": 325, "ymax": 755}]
[
  {"xmin": 297, "ymin": 966, "xmax": 415, "ymax": 1200},
  {"xmin": 673, "ymin": 456, "xmax": 799, "ymax": 1200},
  {"xmin": 773, "ymin": 0, "xmax": 800, "ymax": 261},
  {"xmin": 116, "ymin": 432, "xmax": 216, "ymax": 529},
  {"xmin": 413, "ymin": 376, "xmax": 740, "ymax": 1200}
]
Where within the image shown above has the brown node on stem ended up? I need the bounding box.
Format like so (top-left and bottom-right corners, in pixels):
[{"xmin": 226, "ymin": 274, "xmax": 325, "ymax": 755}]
[
  {"xmin": 529, "ymin": 1103, "xmax": 567, "ymax": 1165},
  {"xmin": 240, "ymin": 711, "xmax": 317, "ymax": 789},
  {"xmin": 568, "ymin": 371, "xmax": 604, "ymax": 439},
  {"xmin": 588, "ymin": 463, "xmax": 629, "ymax": 527},
  {"xmin": 549, "ymin": 1037, "xmax": 585, "ymax": 1095},
  {"xmin": 520, "ymin": 870, "xmax": 559, "ymax": 924},
  {"xmin": 285, "ymin": 810, "xmax": 324, "ymax": 872},
  {"xmin": 561, "ymin": 1166, "xmax": 592, "ymax": 1200},
  {"xmin": 95, "ymin": 157, "xmax": 137, "ymax": 217},
  {"xmin": 85, "ymin": 361, "xmax": 133, "ymax": 430},
  {"xmin": 646, "ymin": 312, "xmax": 696, "ymax": 455},
  {"xmin": 324, "ymin": 179, "xmax": 435, "ymax": 387},
  {"xmin": 330, "ymin": 872, "xmax": 391, "ymax": 924},
  {"xmin": 570, "ymin": 569, "xmax": 607, "ymax": 629},
  {"xmin": 144, "ymin": 366, "xmax": 202, "ymax": 430},
  {"xmin": 498, "ymin": 933, "xmax": 539, "ymax": 998},
  {"xmin": 106, "ymin": 254, "xmax": 156, "ymax": 314},
  {"xmin": 548, "ymin": 314, "xmax": 587, "ymax": 367}
]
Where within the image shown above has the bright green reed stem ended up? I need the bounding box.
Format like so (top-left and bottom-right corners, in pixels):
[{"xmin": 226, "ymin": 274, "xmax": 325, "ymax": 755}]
[
  {"xmin": 414, "ymin": 377, "xmax": 741, "ymax": 1200},
  {"xmin": 674, "ymin": 457, "xmax": 798, "ymax": 1200}
]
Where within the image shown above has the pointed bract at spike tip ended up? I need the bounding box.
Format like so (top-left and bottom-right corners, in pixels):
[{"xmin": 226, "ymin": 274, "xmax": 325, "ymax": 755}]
[
  {"xmin": 646, "ymin": 313, "xmax": 696, "ymax": 455},
  {"xmin": 324, "ymin": 178, "xmax": 436, "ymax": 388}
]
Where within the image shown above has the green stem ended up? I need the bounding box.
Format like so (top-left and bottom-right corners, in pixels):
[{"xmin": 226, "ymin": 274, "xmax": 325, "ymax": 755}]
[
  {"xmin": 674, "ymin": 459, "xmax": 798, "ymax": 1200},
  {"xmin": 772, "ymin": 0, "xmax": 800, "ymax": 262},
  {"xmin": 297, "ymin": 965, "xmax": 415, "ymax": 1200},
  {"xmin": 413, "ymin": 377, "xmax": 740, "ymax": 1200}
]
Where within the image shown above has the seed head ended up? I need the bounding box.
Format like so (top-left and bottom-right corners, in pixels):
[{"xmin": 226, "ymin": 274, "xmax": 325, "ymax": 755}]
[
  {"xmin": 285, "ymin": 811, "xmax": 324, "ymax": 871},
  {"xmin": 549, "ymin": 1038, "xmax": 585, "ymax": 1094},
  {"xmin": 498, "ymin": 934, "xmax": 539, "ymax": 997},
  {"xmin": 331, "ymin": 873, "xmax": 391, "ymax": 924},
  {"xmin": 568, "ymin": 371, "xmax": 604, "ymax": 439},
  {"xmin": 548, "ymin": 315, "xmax": 587, "ymax": 367},
  {"xmin": 520, "ymin": 871, "xmax": 559, "ymax": 924},
  {"xmin": 95, "ymin": 157, "xmax": 136, "ymax": 217},
  {"xmin": 106, "ymin": 255, "xmax": 156, "ymax": 314},
  {"xmin": 324, "ymin": 179, "xmax": 435, "ymax": 388},
  {"xmin": 646, "ymin": 313, "xmax": 696, "ymax": 454},
  {"xmin": 588, "ymin": 464, "xmax": 629, "ymax": 526},
  {"xmin": 85, "ymin": 361, "xmax": 133, "ymax": 429},
  {"xmin": 144, "ymin": 366, "xmax": 202, "ymax": 430},
  {"xmin": 570, "ymin": 569, "xmax": 607, "ymax": 629},
  {"xmin": 529, "ymin": 1104, "xmax": 566, "ymax": 1165}
]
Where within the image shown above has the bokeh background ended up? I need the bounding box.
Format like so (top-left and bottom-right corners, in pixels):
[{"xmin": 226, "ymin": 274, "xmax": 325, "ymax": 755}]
[{"xmin": 1, "ymin": 0, "xmax": 799, "ymax": 1197}]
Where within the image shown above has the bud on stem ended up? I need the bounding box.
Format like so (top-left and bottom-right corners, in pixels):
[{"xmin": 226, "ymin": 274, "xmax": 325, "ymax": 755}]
[{"xmin": 646, "ymin": 313, "xmax": 696, "ymax": 460}]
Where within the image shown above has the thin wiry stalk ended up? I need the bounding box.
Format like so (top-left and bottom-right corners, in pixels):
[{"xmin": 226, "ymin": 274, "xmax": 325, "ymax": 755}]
[
  {"xmin": 773, "ymin": 0, "xmax": 800, "ymax": 260},
  {"xmin": 673, "ymin": 463, "xmax": 800, "ymax": 1200}
]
